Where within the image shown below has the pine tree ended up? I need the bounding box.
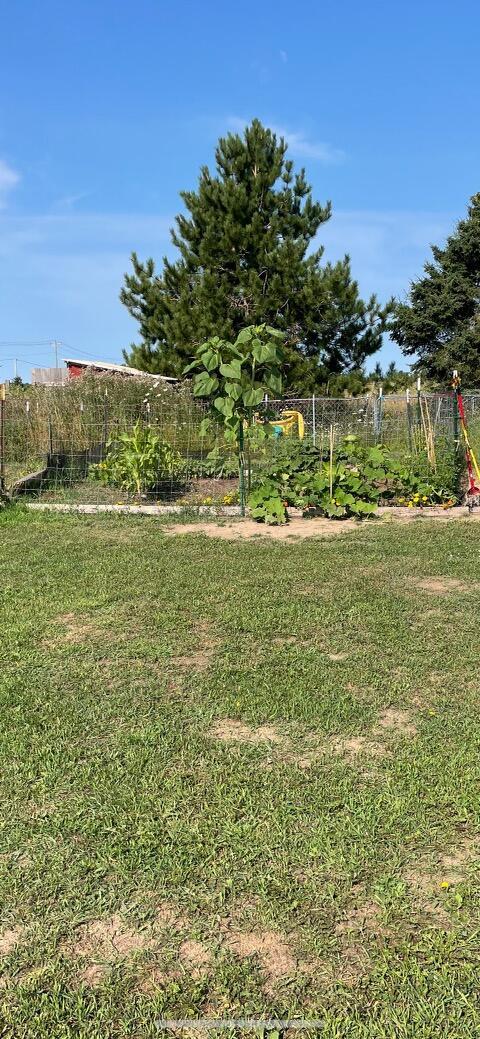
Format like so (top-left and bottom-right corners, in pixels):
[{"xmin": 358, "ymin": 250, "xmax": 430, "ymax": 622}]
[
  {"xmin": 121, "ymin": 120, "xmax": 390, "ymax": 391},
  {"xmin": 391, "ymin": 193, "xmax": 480, "ymax": 385}
]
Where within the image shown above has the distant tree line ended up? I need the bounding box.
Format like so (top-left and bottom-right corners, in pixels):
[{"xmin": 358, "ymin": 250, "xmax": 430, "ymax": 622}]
[{"xmin": 120, "ymin": 119, "xmax": 480, "ymax": 392}]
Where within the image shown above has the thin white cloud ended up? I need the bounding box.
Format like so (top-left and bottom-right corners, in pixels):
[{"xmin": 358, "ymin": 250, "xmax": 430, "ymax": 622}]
[
  {"xmin": 0, "ymin": 159, "xmax": 20, "ymax": 207},
  {"xmin": 52, "ymin": 190, "xmax": 93, "ymax": 213},
  {"xmin": 279, "ymin": 49, "xmax": 288, "ymax": 63},
  {"xmin": 226, "ymin": 116, "xmax": 345, "ymax": 164}
]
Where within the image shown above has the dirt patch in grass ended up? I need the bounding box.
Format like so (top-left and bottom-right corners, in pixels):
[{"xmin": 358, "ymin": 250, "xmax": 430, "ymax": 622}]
[
  {"xmin": 153, "ymin": 902, "xmax": 187, "ymax": 933},
  {"xmin": 335, "ymin": 902, "xmax": 383, "ymax": 937},
  {"xmin": 224, "ymin": 929, "xmax": 296, "ymax": 992},
  {"xmin": 172, "ymin": 619, "xmax": 218, "ymax": 672},
  {"xmin": 72, "ymin": 914, "xmax": 156, "ymax": 986},
  {"xmin": 209, "ymin": 719, "xmax": 285, "ymax": 746},
  {"xmin": 179, "ymin": 939, "xmax": 212, "ymax": 978},
  {"xmin": 334, "ymin": 899, "xmax": 386, "ymax": 987},
  {"xmin": 336, "ymin": 944, "xmax": 371, "ymax": 987},
  {"xmin": 328, "ymin": 651, "xmax": 350, "ymax": 661},
  {"xmin": 373, "ymin": 708, "xmax": 418, "ymax": 737},
  {"xmin": 330, "ymin": 736, "xmax": 391, "ymax": 761},
  {"xmin": 290, "ymin": 749, "xmax": 324, "ymax": 769},
  {"xmin": 0, "ymin": 927, "xmax": 24, "ymax": 956},
  {"xmin": 173, "ymin": 648, "xmax": 215, "ymax": 671},
  {"xmin": 49, "ymin": 612, "xmax": 102, "ymax": 646},
  {"xmin": 416, "ymin": 577, "xmax": 468, "ymax": 595},
  {"xmin": 161, "ymin": 517, "xmax": 360, "ymax": 541},
  {"xmin": 403, "ymin": 836, "xmax": 479, "ymax": 923},
  {"xmin": 138, "ymin": 967, "xmax": 172, "ymax": 995}
]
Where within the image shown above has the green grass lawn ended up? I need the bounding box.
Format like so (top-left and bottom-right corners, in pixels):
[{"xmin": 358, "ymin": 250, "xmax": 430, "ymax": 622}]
[{"xmin": 1, "ymin": 508, "xmax": 480, "ymax": 1038}]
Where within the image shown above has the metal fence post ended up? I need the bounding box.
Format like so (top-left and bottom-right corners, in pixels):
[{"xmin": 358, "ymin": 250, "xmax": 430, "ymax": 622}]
[
  {"xmin": 238, "ymin": 421, "xmax": 246, "ymax": 517},
  {"xmin": 0, "ymin": 383, "xmax": 5, "ymax": 494},
  {"xmin": 47, "ymin": 416, "xmax": 53, "ymax": 456},
  {"xmin": 406, "ymin": 388, "xmax": 413, "ymax": 454},
  {"xmin": 103, "ymin": 391, "xmax": 109, "ymax": 447},
  {"xmin": 312, "ymin": 394, "xmax": 316, "ymax": 445},
  {"xmin": 373, "ymin": 386, "xmax": 383, "ymax": 442}
]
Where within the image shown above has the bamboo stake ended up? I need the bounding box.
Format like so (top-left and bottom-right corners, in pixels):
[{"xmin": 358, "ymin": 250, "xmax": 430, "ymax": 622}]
[
  {"xmin": 329, "ymin": 424, "xmax": 334, "ymax": 500},
  {"xmin": 419, "ymin": 394, "xmax": 436, "ymax": 470},
  {"xmin": 424, "ymin": 396, "xmax": 436, "ymax": 470}
]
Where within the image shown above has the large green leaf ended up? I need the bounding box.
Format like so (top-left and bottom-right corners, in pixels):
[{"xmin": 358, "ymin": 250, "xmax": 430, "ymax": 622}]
[
  {"xmin": 199, "ymin": 348, "xmax": 220, "ymax": 372},
  {"xmin": 264, "ymin": 372, "xmax": 282, "ymax": 395},
  {"xmin": 183, "ymin": 358, "xmax": 199, "ymax": 375},
  {"xmin": 235, "ymin": 328, "xmax": 253, "ymax": 346},
  {"xmin": 242, "ymin": 386, "xmax": 265, "ymax": 407},
  {"xmin": 252, "ymin": 340, "xmax": 277, "ymax": 363},
  {"xmin": 213, "ymin": 396, "xmax": 234, "ymax": 417},
  {"xmin": 192, "ymin": 372, "xmax": 219, "ymax": 397},
  {"xmin": 224, "ymin": 381, "xmax": 242, "ymax": 400},
  {"xmin": 219, "ymin": 360, "xmax": 243, "ymax": 379}
]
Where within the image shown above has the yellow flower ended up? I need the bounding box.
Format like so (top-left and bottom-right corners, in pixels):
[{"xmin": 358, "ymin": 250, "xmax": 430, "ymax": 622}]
[
  {"xmin": 440, "ymin": 880, "xmax": 451, "ymax": 890},
  {"xmin": 407, "ymin": 502, "xmax": 413, "ymax": 508},
  {"xmin": 422, "ymin": 496, "xmax": 428, "ymax": 502}
]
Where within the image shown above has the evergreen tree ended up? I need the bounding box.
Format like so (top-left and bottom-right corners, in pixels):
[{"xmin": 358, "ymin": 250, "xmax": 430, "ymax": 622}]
[
  {"xmin": 391, "ymin": 193, "xmax": 480, "ymax": 385},
  {"xmin": 121, "ymin": 120, "xmax": 390, "ymax": 391}
]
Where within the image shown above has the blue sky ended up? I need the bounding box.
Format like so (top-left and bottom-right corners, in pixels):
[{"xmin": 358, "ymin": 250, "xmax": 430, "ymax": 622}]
[{"xmin": 0, "ymin": 0, "xmax": 479, "ymax": 381}]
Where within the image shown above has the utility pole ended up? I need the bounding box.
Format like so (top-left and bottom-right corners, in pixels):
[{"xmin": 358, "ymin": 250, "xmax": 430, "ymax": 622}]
[
  {"xmin": 14, "ymin": 358, "xmax": 18, "ymax": 380},
  {"xmin": 52, "ymin": 340, "xmax": 59, "ymax": 369}
]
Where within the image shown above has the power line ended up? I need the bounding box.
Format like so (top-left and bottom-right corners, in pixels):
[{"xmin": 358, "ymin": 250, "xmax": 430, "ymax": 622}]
[{"xmin": 0, "ymin": 340, "xmax": 56, "ymax": 347}]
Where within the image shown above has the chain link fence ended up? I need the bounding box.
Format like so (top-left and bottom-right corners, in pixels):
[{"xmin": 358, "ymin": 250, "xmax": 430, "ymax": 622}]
[{"xmin": 1, "ymin": 378, "xmax": 479, "ymax": 505}]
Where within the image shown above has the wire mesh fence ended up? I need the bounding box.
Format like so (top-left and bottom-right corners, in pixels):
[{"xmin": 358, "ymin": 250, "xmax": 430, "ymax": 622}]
[
  {"xmin": 1, "ymin": 377, "xmax": 479, "ymax": 505},
  {"xmin": 1, "ymin": 377, "xmax": 238, "ymax": 506}
]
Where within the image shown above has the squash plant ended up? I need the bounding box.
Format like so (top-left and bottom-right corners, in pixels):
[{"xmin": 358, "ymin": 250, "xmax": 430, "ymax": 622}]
[
  {"xmin": 248, "ymin": 482, "xmax": 288, "ymax": 525},
  {"xmin": 248, "ymin": 434, "xmax": 455, "ymax": 524},
  {"xmin": 184, "ymin": 325, "xmax": 284, "ymax": 513}
]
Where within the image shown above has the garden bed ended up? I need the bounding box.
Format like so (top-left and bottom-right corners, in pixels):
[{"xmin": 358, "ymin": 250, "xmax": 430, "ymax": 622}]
[{"xmin": 15, "ymin": 475, "xmax": 239, "ymax": 506}]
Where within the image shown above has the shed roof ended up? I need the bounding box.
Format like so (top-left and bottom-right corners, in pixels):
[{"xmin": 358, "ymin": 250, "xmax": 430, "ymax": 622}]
[{"xmin": 63, "ymin": 358, "xmax": 176, "ymax": 380}]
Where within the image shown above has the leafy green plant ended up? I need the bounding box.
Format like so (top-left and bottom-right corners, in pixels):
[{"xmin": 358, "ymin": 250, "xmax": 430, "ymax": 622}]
[
  {"xmin": 247, "ymin": 481, "xmax": 287, "ymax": 524},
  {"xmin": 184, "ymin": 324, "xmax": 284, "ymax": 511},
  {"xmin": 249, "ymin": 433, "xmax": 455, "ymax": 524},
  {"xmin": 187, "ymin": 448, "xmax": 239, "ymax": 480},
  {"xmin": 90, "ymin": 422, "xmax": 182, "ymax": 495},
  {"xmin": 185, "ymin": 325, "xmax": 283, "ymax": 431},
  {"xmin": 337, "ymin": 436, "xmax": 455, "ymax": 506},
  {"xmin": 290, "ymin": 463, "xmax": 379, "ymax": 518},
  {"xmin": 261, "ymin": 438, "xmax": 323, "ymax": 484}
]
